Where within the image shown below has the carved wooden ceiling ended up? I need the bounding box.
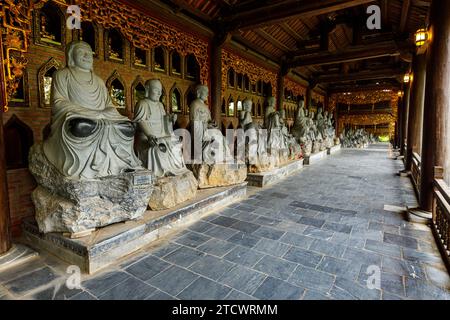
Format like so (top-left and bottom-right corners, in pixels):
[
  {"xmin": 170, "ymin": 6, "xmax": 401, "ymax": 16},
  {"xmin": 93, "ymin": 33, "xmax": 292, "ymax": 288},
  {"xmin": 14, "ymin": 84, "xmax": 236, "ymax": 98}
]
[{"xmin": 149, "ymin": 0, "xmax": 431, "ymax": 93}]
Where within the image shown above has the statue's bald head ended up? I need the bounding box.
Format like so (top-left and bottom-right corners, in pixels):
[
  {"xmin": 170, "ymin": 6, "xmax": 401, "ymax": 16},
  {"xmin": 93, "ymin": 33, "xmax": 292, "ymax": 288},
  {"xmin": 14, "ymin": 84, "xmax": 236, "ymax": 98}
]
[
  {"xmin": 243, "ymin": 98, "xmax": 252, "ymax": 112},
  {"xmin": 67, "ymin": 41, "xmax": 93, "ymax": 71},
  {"xmin": 196, "ymin": 85, "xmax": 208, "ymax": 101},
  {"xmin": 145, "ymin": 79, "xmax": 162, "ymax": 102}
]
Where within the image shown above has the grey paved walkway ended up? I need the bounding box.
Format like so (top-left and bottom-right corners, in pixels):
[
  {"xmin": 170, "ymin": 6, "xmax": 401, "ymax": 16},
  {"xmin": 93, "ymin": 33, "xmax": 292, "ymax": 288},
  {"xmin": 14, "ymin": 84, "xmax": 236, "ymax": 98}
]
[{"xmin": 1, "ymin": 146, "xmax": 450, "ymax": 300}]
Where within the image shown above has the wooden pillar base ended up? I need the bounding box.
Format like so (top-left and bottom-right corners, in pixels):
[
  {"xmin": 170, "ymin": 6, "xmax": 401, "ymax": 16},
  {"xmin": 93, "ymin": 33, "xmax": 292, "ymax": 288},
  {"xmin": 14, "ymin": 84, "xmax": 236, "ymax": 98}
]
[{"xmin": 406, "ymin": 206, "xmax": 432, "ymax": 225}]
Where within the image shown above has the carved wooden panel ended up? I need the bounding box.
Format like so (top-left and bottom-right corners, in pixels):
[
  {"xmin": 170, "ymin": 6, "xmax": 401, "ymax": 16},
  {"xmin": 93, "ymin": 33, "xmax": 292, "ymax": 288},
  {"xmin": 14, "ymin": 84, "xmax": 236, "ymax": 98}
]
[{"xmin": 221, "ymin": 49, "xmax": 278, "ymax": 103}]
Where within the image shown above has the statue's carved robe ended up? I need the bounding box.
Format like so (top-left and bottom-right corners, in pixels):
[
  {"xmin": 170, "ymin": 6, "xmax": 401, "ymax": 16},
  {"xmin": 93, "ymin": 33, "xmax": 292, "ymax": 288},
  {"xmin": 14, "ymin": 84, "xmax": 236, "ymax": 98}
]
[
  {"xmin": 134, "ymin": 99, "xmax": 187, "ymax": 178},
  {"xmin": 43, "ymin": 67, "xmax": 141, "ymax": 179},
  {"xmin": 190, "ymin": 99, "xmax": 230, "ymax": 164}
]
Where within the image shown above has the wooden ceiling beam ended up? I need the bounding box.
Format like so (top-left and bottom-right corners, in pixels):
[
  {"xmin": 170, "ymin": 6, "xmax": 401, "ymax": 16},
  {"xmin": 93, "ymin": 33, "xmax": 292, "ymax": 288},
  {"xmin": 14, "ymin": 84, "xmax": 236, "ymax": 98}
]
[
  {"xmin": 399, "ymin": 0, "xmax": 411, "ymax": 33},
  {"xmin": 252, "ymin": 29, "xmax": 292, "ymax": 52},
  {"xmin": 224, "ymin": 0, "xmax": 377, "ymax": 31},
  {"xmin": 316, "ymin": 68, "xmax": 404, "ymax": 84},
  {"xmin": 329, "ymin": 84, "xmax": 400, "ymax": 94},
  {"xmin": 231, "ymin": 34, "xmax": 281, "ymax": 63},
  {"xmin": 287, "ymin": 41, "xmax": 404, "ymax": 68}
]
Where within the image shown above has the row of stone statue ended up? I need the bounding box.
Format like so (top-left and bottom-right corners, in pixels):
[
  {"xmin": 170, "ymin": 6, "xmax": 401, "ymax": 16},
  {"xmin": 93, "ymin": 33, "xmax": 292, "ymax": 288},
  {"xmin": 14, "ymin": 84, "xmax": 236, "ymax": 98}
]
[
  {"xmin": 27, "ymin": 41, "xmax": 339, "ymax": 234},
  {"xmin": 340, "ymin": 128, "xmax": 377, "ymax": 148}
]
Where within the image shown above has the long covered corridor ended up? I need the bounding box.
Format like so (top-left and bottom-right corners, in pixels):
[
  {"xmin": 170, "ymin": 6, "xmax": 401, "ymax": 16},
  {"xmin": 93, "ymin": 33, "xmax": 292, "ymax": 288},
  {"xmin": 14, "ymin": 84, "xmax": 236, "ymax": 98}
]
[{"xmin": 1, "ymin": 146, "xmax": 449, "ymax": 300}]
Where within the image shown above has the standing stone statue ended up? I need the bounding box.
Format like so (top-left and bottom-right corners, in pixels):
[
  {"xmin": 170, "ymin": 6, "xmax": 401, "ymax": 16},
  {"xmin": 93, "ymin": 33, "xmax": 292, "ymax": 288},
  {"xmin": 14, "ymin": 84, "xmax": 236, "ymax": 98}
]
[
  {"xmin": 292, "ymin": 101, "xmax": 312, "ymax": 156},
  {"xmin": 189, "ymin": 85, "xmax": 246, "ymax": 188},
  {"xmin": 280, "ymin": 109, "xmax": 302, "ymax": 160},
  {"xmin": 239, "ymin": 99, "xmax": 274, "ymax": 173},
  {"xmin": 29, "ymin": 41, "xmax": 153, "ymax": 234},
  {"xmin": 134, "ymin": 79, "xmax": 198, "ymax": 210},
  {"xmin": 264, "ymin": 97, "xmax": 289, "ymax": 165}
]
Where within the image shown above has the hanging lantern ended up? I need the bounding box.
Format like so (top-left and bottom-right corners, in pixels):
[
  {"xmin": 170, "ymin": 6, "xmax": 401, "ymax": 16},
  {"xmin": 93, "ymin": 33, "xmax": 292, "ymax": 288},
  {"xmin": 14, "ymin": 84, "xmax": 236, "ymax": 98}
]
[
  {"xmin": 403, "ymin": 73, "xmax": 411, "ymax": 83},
  {"xmin": 415, "ymin": 28, "xmax": 428, "ymax": 47},
  {"xmin": 397, "ymin": 90, "xmax": 403, "ymax": 97}
]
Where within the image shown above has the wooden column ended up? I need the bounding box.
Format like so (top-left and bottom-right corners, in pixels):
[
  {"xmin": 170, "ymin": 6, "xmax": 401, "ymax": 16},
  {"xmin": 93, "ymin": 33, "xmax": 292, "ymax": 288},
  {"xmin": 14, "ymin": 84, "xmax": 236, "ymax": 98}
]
[
  {"xmin": 405, "ymin": 53, "xmax": 427, "ymax": 170},
  {"xmin": 210, "ymin": 33, "xmax": 230, "ymax": 126},
  {"xmin": 305, "ymin": 87, "xmax": 312, "ymax": 110},
  {"xmin": 0, "ymin": 35, "xmax": 11, "ymax": 255},
  {"xmin": 419, "ymin": 0, "xmax": 450, "ymax": 211},
  {"xmin": 396, "ymin": 96, "xmax": 403, "ymax": 149},
  {"xmin": 400, "ymin": 83, "xmax": 411, "ymax": 156},
  {"xmin": 276, "ymin": 64, "xmax": 288, "ymax": 111}
]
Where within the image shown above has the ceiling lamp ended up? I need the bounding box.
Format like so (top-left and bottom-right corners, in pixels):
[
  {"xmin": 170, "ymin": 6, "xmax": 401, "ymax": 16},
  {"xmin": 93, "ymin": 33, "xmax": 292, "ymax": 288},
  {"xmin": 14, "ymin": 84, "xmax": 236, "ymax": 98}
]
[
  {"xmin": 415, "ymin": 28, "xmax": 429, "ymax": 47},
  {"xmin": 398, "ymin": 90, "xmax": 404, "ymax": 97}
]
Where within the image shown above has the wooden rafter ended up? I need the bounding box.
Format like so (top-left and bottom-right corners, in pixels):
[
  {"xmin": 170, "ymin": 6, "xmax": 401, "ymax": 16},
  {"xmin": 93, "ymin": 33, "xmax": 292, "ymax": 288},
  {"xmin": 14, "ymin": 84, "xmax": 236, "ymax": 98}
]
[
  {"xmin": 399, "ymin": 0, "xmax": 411, "ymax": 33},
  {"xmin": 316, "ymin": 68, "xmax": 404, "ymax": 83},
  {"xmin": 252, "ymin": 29, "xmax": 292, "ymax": 52},
  {"xmin": 224, "ymin": 0, "xmax": 377, "ymax": 31}
]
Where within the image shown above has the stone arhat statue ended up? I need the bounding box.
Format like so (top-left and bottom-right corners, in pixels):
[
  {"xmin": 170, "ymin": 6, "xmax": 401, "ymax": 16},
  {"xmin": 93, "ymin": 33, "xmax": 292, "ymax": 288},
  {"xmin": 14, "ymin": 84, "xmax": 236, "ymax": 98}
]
[
  {"xmin": 134, "ymin": 79, "xmax": 198, "ymax": 210},
  {"xmin": 43, "ymin": 40, "xmax": 141, "ymax": 179},
  {"xmin": 189, "ymin": 84, "xmax": 247, "ymax": 188},
  {"xmin": 134, "ymin": 79, "xmax": 188, "ymax": 178},
  {"xmin": 29, "ymin": 41, "xmax": 153, "ymax": 234}
]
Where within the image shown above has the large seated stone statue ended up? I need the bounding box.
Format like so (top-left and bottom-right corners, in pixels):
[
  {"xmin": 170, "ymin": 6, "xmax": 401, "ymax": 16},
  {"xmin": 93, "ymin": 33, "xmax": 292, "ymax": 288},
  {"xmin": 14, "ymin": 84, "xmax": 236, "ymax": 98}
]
[
  {"xmin": 189, "ymin": 85, "xmax": 246, "ymax": 188},
  {"xmin": 264, "ymin": 97, "xmax": 289, "ymax": 166},
  {"xmin": 29, "ymin": 41, "xmax": 153, "ymax": 234},
  {"xmin": 134, "ymin": 79, "xmax": 198, "ymax": 210},
  {"xmin": 239, "ymin": 99, "xmax": 274, "ymax": 173}
]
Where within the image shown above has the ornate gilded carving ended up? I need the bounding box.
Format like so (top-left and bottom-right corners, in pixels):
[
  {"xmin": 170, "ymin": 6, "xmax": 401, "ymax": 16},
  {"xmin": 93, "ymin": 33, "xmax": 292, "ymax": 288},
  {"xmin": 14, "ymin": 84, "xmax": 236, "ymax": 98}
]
[
  {"xmin": 1, "ymin": 0, "xmax": 32, "ymax": 112},
  {"xmin": 75, "ymin": 0, "xmax": 209, "ymax": 84},
  {"xmin": 333, "ymin": 89, "xmax": 399, "ymax": 138},
  {"xmin": 221, "ymin": 49, "xmax": 278, "ymax": 102},
  {"xmin": 311, "ymin": 91, "xmax": 325, "ymax": 104},
  {"xmin": 283, "ymin": 77, "xmax": 306, "ymax": 98},
  {"xmin": 0, "ymin": 0, "xmax": 209, "ymax": 112}
]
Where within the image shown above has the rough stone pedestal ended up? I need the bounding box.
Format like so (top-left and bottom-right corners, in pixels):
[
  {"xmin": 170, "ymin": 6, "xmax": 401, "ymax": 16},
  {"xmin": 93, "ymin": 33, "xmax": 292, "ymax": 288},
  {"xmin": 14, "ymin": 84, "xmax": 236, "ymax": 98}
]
[
  {"xmin": 304, "ymin": 149, "xmax": 328, "ymax": 165},
  {"xmin": 190, "ymin": 163, "xmax": 247, "ymax": 189},
  {"xmin": 22, "ymin": 183, "xmax": 247, "ymax": 274},
  {"xmin": 327, "ymin": 144, "xmax": 341, "ymax": 155},
  {"xmin": 29, "ymin": 144, "xmax": 154, "ymax": 234},
  {"xmin": 247, "ymin": 159, "xmax": 304, "ymax": 188},
  {"xmin": 149, "ymin": 171, "xmax": 198, "ymax": 210}
]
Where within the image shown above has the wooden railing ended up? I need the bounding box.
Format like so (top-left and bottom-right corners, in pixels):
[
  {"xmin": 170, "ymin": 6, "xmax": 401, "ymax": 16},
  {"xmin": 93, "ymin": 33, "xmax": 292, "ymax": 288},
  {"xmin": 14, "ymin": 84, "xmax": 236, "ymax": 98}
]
[
  {"xmin": 411, "ymin": 152, "xmax": 421, "ymax": 195},
  {"xmin": 432, "ymin": 177, "xmax": 450, "ymax": 273}
]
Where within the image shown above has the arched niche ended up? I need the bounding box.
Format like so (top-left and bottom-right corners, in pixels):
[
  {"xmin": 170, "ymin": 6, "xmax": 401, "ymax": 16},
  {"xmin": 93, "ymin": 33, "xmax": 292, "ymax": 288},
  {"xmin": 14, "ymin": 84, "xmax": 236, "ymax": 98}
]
[
  {"xmin": 185, "ymin": 87, "xmax": 196, "ymax": 115},
  {"xmin": 251, "ymin": 99, "xmax": 256, "ymax": 116},
  {"xmin": 34, "ymin": 1, "xmax": 64, "ymax": 48},
  {"xmin": 38, "ymin": 58, "xmax": 61, "ymax": 108},
  {"xmin": 153, "ymin": 46, "xmax": 166, "ymax": 73},
  {"xmin": 105, "ymin": 28, "xmax": 125, "ymax": 62},
  {"xmin": 4, "ymin": 115, "xmax": 34, "ymax": 170},
  {"xmin": 262, "ymin": 82, "xmax": 272, "ymax": 97},
  {"xmin": 131, "ymin": 76, "xmax": 145, "ymax": 113},
  {"xmin": 170, "ymin": 85, "xmax": 182, "ymax": 113},
  {"xmin": 257, "ymin": 80, "xmax": 262, "ymax": 96},
  {"xmin": 243, "ymin": 75, "xmax": 250, "ymax": 92},
  {"xmin": 221, "ymin": 98, "xmax": 226, "ymax": 115},
  {"xmin": 251, "ymin": 82, "xmax": 257, "ymax": 94},
  {"xmin": 257, "ymin": 102, "xmax": 262, "ymax": 117},
  {"xmin": 160, "ymin": 86, "xmax": 167, "ymax": 109},
  {"xmin": 185, "ymin": 54, "xmax": 199, "ymax": 82},
  {"xmin": 106, "ymin": 71, "xmax": 127, "ymax": 113},
  {"xmin": 237, "ymin": 73, "xmax": 243, "ymax": 90},
  {"xmin": 227, "ymin": 95, "xmax": 235, "ymax": 117},
  {"xmin": 80, "ymin": 21, "xmax": 98, "ymax": 55},
  {"xmin": 9, "ymin": 70, "xmax": 29, "ymax": 107},
  {"xmin": 133, "ymin": 47, "xmax": 148, "ymax": 68},
  {"xmin": 228, "ymin": 68, "xmax": 235, "ymax": 88},
  {"xmin": 236, "ymin": 97, "xmax": 243, "ymax": 115},
  {"xmin": 170, "ymin": 51, "xmax": 182, "ymax": 76}
]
